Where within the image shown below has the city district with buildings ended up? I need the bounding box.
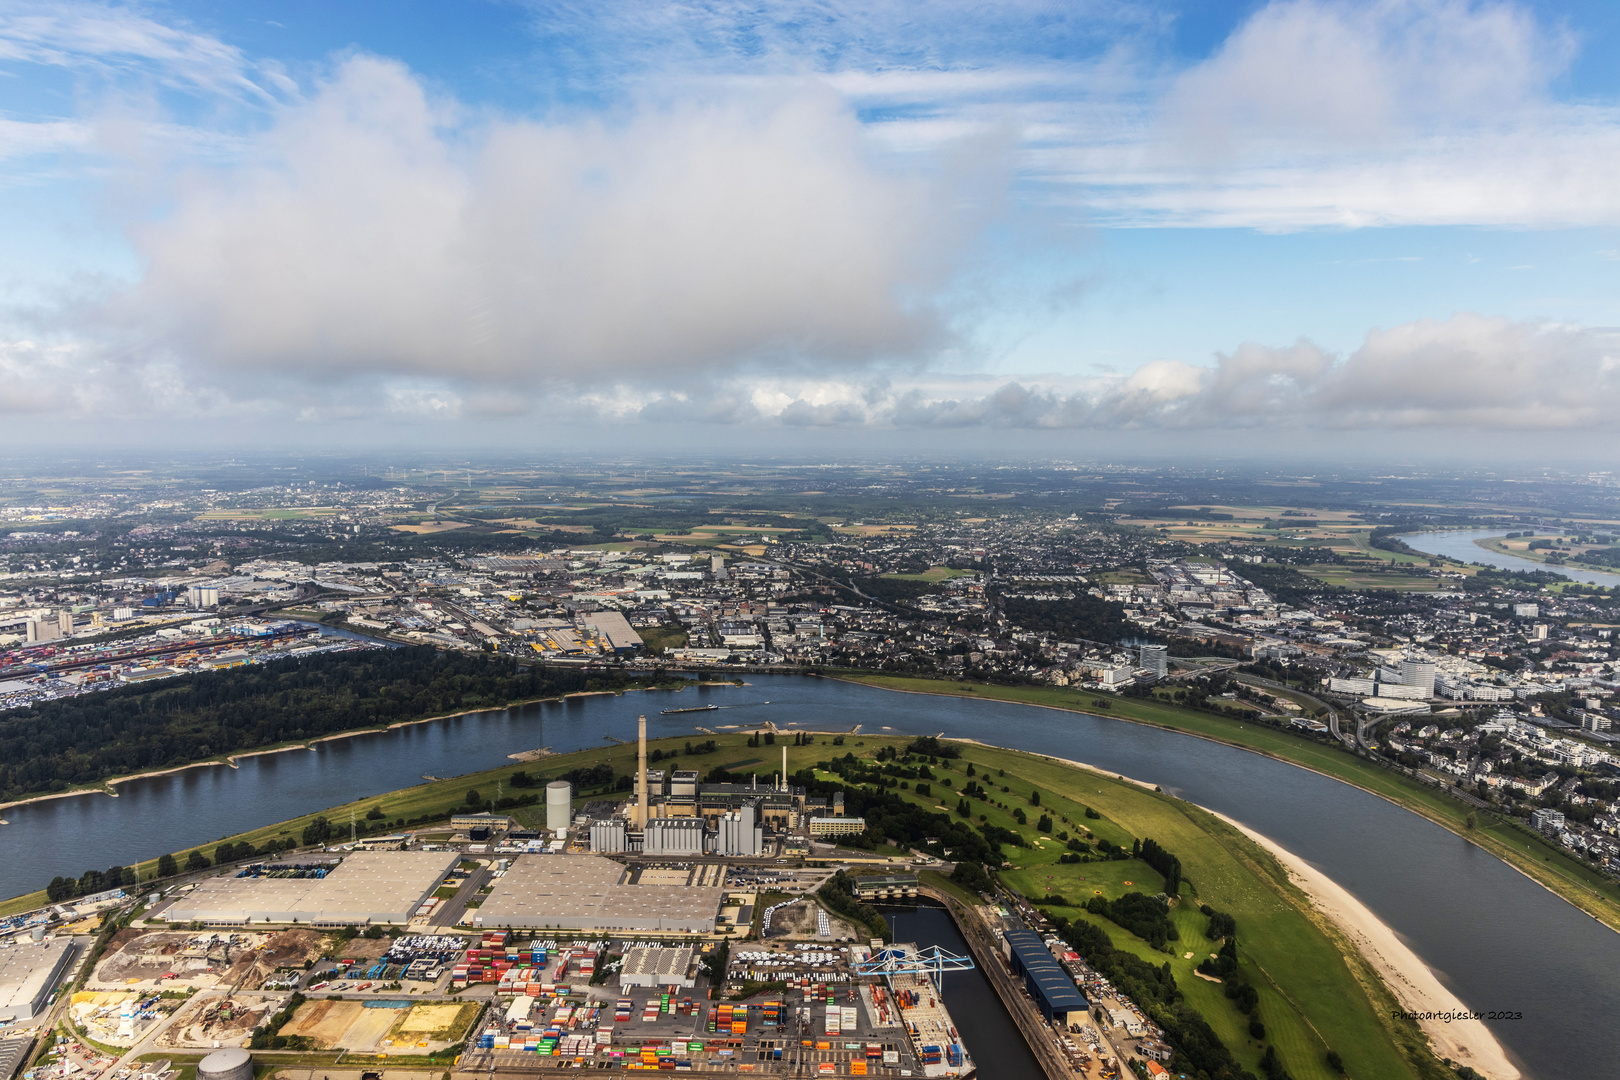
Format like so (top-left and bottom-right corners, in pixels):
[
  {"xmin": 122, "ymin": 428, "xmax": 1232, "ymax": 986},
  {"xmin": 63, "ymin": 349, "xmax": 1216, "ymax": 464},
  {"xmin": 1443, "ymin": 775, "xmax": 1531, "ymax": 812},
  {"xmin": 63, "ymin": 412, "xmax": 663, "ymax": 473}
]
[
  {"xmin": 8, "ymin": 485, "xmax": 1620, "ymax": 879},
  {"xmin": 10, "ymin": 464, "xmax": 1620, "ymax": 1079},
  {"xmin": 0, "ymin": 716, "xmax": 1147, "ymax": 1080}
]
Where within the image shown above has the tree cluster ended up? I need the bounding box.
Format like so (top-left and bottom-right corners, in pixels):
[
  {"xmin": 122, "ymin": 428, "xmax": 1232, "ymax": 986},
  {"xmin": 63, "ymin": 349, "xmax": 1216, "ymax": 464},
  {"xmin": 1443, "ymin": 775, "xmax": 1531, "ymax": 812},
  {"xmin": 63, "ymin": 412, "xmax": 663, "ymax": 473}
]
[{"xmin": 0, "ymin": 646, "xmax": 662, "ymax": 801}]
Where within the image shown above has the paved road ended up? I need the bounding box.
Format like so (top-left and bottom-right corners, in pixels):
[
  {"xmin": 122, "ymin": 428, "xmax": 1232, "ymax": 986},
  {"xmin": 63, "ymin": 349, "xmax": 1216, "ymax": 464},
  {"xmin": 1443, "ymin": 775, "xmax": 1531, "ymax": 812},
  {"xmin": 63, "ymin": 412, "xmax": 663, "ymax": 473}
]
[
  {"xmin": 1231, "ymin": 673, "xmax": 1355, "ymax": 746},
  {"xmin": 433, "ymin": 865, "xmax": 490, "ymax": 928}
]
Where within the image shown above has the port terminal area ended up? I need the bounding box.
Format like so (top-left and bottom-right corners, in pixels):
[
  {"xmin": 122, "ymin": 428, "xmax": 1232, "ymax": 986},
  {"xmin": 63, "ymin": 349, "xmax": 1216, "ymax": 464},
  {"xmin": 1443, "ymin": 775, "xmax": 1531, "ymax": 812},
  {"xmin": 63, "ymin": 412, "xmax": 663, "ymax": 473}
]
[
  {"xmin": 455, "ymin": 933, "xmax": 972, "ymax": 1078},
  {"xmin": 23, "ymin": 854, "xmax": 988, "ymax": 1080}
]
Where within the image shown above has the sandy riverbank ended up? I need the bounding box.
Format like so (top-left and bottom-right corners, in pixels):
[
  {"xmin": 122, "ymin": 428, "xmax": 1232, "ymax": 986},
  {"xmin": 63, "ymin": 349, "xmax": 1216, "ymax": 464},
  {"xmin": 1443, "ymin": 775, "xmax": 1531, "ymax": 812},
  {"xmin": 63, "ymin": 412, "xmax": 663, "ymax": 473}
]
[{"xmin": 1214, "ymin": 812, "xmax": 1520, "ymax": 1080}]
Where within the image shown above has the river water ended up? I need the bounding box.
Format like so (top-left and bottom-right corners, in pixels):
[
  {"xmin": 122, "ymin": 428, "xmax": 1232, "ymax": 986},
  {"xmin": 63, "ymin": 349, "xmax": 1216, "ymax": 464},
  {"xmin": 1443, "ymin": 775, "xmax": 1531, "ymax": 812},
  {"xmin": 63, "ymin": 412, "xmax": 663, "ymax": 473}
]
[
  {"xmin": 1402, "ymin": 528, "xmax": 1620, "ymax": 586},
  {"xmin": 880, "ymin": 902, "xmax": 1043, "ymax": 1080},
  {"xmin": 3, "ymin": 675, "xmax": 1612, "ymax": 1078}
]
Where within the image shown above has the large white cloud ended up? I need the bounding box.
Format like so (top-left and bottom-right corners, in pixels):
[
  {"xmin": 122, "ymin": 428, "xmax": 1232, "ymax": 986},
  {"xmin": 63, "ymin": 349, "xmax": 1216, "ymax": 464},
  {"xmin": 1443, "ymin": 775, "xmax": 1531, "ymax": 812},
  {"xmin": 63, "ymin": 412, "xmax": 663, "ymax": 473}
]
[{"xmin": 115, "ymin": 55, "xmax": 990, "ymax": 383}]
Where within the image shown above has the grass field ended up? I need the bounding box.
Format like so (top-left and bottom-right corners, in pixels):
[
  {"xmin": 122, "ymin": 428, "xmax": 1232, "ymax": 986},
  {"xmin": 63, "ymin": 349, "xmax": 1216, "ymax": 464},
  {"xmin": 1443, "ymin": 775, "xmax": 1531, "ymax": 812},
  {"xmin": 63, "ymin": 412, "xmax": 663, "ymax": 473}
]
[
  {"xmin": 844, "ymin": 673, "xmax": 1620, "ymax": 933},
  {"xmin": 1296, "ymin": 565, "xmax": 1445, "ymax": 590},
  {"xmin": 639, "ymin": 625, "xmax": 689, "ymax": 653},
  {"xmin": 882, "ymin": 566, "xmax": 972, "ymax": 583}
]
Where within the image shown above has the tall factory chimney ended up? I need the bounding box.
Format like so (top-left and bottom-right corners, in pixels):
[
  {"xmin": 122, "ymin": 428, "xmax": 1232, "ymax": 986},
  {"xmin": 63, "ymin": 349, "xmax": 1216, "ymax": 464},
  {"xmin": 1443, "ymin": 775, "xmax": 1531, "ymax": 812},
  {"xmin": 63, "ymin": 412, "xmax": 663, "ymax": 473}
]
[
  {"xmin": 781, "ymin": 745, "xmax": 787, "ymax": 792},
  {"xmin": 636, "ymin": 714, "xmax": 649, "ymax": 829}
]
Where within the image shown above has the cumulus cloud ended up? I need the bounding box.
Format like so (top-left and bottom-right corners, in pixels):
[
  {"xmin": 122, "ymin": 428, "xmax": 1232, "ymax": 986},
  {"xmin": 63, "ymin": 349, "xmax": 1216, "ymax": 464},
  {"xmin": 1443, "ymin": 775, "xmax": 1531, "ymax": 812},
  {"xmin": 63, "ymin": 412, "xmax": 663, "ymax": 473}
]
[
  {"xmin": 1163, "ymin": 0, "xmax": 1569, "ymax": 152},
  {"xmin": 560, "ymin": 313, "xmax": 1620, "ymax": 431},
  {"xmin": 111, "ymin": 55, "xmax": 991, "ymax": 384},
  {"xmin": 0, "ymin": 337, "xmax": 233, "ymax": 418}
]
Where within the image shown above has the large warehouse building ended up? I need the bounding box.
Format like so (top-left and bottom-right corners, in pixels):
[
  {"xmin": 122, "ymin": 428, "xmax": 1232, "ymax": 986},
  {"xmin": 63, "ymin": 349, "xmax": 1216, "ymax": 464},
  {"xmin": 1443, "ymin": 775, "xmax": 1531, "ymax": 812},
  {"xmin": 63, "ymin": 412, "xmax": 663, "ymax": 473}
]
[
  {"xmin": 0, "ymin": 937, "xmax": 77, "ymax": 1023},
  {"xmin": 164, "ymin": 851, "xmax": 458, "ymax": 926},
  {"xmin": 473, "ymin": 854, "xmax": 722, "ymax": 933},
  {"xmin": 1002, "ymin": 929, "xmax": 1088, "ymax": 1028}
]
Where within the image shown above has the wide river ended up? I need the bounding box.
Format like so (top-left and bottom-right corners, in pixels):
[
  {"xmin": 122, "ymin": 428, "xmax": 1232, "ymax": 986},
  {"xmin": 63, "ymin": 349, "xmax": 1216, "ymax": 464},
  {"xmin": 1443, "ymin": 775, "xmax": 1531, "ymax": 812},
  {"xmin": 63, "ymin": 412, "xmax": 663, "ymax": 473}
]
[
  {"xmin": 4, "ymin": 676, "xmax": 1612, "ymax": 1079},
  {"xmin": 1402, "ymin": 528, "xmax": 1620, "ymax": 586}
]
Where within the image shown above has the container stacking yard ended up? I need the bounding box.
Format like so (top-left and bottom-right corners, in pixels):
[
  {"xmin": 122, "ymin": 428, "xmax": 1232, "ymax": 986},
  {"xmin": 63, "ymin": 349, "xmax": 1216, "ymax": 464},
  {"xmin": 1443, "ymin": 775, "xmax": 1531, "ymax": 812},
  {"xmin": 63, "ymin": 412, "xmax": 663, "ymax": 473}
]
[{"xmin": 457, "ymin": 933, "xmax": 971, "ymax": 1078}]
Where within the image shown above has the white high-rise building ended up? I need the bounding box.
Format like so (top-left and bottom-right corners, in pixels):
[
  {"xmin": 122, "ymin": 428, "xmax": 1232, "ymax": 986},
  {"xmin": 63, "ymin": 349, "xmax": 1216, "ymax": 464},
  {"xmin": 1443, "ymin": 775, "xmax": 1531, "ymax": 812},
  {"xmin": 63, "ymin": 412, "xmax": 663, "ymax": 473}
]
[{"xmin": 1400, "ymin": 658, "xmax": 1436, "ymax": 697}]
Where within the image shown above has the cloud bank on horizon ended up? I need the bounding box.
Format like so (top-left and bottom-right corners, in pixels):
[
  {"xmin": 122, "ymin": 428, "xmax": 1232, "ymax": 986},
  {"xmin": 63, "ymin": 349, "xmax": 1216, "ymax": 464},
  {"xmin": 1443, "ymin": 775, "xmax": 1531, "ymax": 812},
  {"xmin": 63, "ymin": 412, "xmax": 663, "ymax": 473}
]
[{"xmin": 2, "ymin": 0, "xmax": 1620, "ymax": 444}]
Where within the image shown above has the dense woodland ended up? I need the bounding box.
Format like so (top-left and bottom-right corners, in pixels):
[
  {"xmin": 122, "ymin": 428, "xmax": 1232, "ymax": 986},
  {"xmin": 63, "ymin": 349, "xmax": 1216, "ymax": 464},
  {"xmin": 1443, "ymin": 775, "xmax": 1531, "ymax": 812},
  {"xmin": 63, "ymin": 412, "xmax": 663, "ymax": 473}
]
[
  {"xmin": 0, "ymin": 647, "xmax": 660, "ymax": 801},
  {"xmin": 998, "ymin": 593, "xmax": 1136, "ymax": 645}
]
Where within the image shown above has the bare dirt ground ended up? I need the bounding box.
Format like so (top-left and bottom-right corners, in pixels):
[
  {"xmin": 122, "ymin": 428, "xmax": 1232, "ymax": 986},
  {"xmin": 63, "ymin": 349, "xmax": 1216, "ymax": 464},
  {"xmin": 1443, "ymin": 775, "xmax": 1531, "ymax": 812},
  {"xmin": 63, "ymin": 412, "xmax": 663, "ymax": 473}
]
[
  {"xmin": 761, "ymin": 899, "xmax": 861, "ymax": 941},
  {"xmin": 384, "ymin": 1003, "xmax": 478, "ymax": 1052},
  {"xmin": 327, "ymin": 935, "xmax": 394, "ymax": 961},
  {"xmin": 337, "ymin": 1007, "xmax": 399, "ymax": 1052},
  {"xmin": 92, "ymin": 929, "xmax": 327, "ymax": 992},
  {"xmin": 284, "ymin": 999, "xmax": 365, "ymax": 1049},
  {"xmin": 158, "ymin": 993, "xmax": 274, "ymax": 1049}
]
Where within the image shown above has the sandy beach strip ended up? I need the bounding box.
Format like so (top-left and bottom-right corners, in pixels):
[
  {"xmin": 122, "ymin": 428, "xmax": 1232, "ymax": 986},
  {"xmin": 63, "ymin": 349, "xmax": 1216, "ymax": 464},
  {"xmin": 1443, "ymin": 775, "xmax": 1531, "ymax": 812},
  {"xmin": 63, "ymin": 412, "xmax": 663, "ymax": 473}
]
[{"xmin": 1213, "ymin": 812, "xmax": 1520, "ymax": 1080}]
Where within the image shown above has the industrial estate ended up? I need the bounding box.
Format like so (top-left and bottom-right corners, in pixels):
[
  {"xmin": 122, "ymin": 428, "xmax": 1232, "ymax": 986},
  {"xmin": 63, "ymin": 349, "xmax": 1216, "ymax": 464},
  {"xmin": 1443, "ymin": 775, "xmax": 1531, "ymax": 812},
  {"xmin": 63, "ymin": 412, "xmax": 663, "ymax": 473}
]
[{"xmin": 0, "ymin": 721, "xmax": 1238, "ymax": 1080}]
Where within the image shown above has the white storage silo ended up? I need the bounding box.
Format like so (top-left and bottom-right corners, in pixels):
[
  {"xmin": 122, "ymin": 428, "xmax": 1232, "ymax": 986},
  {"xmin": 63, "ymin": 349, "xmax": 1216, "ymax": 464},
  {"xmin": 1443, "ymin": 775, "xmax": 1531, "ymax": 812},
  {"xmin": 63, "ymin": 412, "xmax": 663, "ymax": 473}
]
[
  {"xmin": 545, "ymin": 781, "xmax": 572, "ymax": 833},
  {"xmin": 198, "ymin": 1048, "xmax": 252, "ymax": 1080}
]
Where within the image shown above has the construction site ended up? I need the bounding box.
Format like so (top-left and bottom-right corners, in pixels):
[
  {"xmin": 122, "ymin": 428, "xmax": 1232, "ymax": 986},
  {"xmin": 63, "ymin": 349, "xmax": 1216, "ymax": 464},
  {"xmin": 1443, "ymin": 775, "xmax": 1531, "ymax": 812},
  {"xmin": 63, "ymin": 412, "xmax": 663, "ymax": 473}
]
[
  {"xmin": 89, "ymin": 928, "xmax": 328, "ymax": 992},
  {"xmin": 155, "ymin": 993, "xmax": 276, "ymax": 1050}
]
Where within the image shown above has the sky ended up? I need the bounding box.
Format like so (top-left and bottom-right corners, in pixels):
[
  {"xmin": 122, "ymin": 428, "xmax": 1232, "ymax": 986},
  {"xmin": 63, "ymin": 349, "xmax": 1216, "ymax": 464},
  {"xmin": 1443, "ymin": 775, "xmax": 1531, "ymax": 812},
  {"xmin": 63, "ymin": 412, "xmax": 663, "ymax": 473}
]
[{"xmin": 3, "ymin": 0, "xmax": 1620, "ymax": 460}]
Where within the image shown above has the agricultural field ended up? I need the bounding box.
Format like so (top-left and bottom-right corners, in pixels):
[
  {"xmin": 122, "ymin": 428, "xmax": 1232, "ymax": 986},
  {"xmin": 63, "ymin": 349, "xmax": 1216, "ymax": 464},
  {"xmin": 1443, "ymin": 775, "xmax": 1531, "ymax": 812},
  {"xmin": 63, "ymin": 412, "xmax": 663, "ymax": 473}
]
[
  {"xmin": 1116, "ymin": 502, "xmax": 1466, "ymax": 575},
  {"xmin": 388, "ymin": 521, "xmax": 471, "ymax": 534}
]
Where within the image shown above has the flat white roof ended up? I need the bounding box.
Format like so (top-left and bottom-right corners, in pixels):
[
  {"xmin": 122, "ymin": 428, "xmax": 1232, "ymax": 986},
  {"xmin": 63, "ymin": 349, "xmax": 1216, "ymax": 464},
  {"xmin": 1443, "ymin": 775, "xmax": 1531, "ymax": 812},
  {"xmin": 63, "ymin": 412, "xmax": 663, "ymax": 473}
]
[
  {"xmin": 165, "ymin": 850, "xmax": 459, "ymax": 925},
  {"xmin": 475, "ymin": 854, "xmax": 721, "ymax": 932},
  {"xmin": 0, "ymin": 938, "xmax": 75, "ymax": 1021}
]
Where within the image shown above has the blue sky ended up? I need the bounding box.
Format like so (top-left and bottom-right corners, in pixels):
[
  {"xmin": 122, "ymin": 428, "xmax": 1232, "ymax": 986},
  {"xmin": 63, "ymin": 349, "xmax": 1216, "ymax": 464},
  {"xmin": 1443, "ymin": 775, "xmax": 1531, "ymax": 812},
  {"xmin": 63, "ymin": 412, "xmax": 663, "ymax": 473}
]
[{"xmin": 3, "ymin": 0, "xmax": 1620, "ymax": 457}]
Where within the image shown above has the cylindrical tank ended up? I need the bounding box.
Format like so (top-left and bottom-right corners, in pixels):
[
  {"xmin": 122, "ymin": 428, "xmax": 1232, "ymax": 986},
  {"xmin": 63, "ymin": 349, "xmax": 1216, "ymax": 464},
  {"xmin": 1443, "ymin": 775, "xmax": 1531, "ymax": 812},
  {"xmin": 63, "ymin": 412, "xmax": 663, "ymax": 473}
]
[
  {"xmin": 198, "ymin": 1048, "xmax": 252, "ymax": 1080},
  {"xmin": 545, "ymin": 781, "xmax": 572, "ymax": 833},
  {"xmin": 29, "ymin": 925, "xmax": 44, "ymax": 942}
]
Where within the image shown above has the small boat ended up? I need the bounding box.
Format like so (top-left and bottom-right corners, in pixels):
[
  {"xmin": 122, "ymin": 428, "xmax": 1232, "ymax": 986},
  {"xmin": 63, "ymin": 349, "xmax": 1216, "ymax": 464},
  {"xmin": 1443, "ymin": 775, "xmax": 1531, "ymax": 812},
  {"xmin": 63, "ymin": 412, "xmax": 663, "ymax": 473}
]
[{"xmin": 662, "ymin": 704, "xmax": 720, "ymax": 714}]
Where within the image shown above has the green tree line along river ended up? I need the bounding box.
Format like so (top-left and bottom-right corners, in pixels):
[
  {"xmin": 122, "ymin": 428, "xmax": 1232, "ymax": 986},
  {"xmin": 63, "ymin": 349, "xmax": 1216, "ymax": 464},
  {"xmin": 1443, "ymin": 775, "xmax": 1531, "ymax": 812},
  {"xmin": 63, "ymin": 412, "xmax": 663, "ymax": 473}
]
[{"xmin": 0, "ymin": 647, "xmax": 670, "ymax": 803}]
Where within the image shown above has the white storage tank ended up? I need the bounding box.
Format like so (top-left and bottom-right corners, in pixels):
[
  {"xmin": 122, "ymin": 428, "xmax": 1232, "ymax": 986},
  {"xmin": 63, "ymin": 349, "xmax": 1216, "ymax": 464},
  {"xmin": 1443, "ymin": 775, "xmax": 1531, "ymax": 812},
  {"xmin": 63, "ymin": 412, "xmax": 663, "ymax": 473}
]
[
  {"xmin": 545, "ymin": 781, "xmax": 572, "ymax": 833},
  {"xmin": 198, "ymin": 1047, "xmax": 252, "ymax": 1080}
]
